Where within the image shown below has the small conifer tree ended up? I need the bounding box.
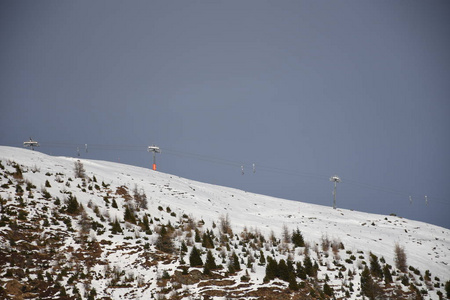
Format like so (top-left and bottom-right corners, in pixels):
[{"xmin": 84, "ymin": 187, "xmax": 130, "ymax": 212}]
[
  {"xmin": 66, "ymin": 195, "xmax": 80, "ymax": 214},
  {"xmin": 369, "ymin": 252, "xmax": 383, "ymax": 279},
  {"xmin": 278, "ymin": 259, "xmax": 290, "ymax": 282},
  {"xmin": 361, "ymin": 266, "xmax": 374, "ymax": 299},
  {"xmin": 195, "ymin": 229, "xmax": 202, "ymax": 243},
  {"xmin": 264, "ymin": 256, "xmax": 279, "ymax": 282},
  {"xmin": 124, "ymin": 206, "xmax": 136, "ymax": 224},
  {"xmin": 202, "ymin": 232, "xmax": 214, "ymax": 249},
  {"xmin": 383, "ymin": 265, "xmax": 393, "ymax": 284},
  {"xmin": 111, "ymin": 219, "xmax": 122, "ymax": 234},
  {"xmin": 142, "ymin": 215, "xmax": 151, "ymax": 234},
  {"xmin": 361, "ymin": 265, "xmax": 381, "ymax": 300},
  {"xmin": 258, "ymin": 250, "xmax": 266, "ymax": 266},
  {"xmin": 292, "ymin": 228, "xmax": 305, "ymax": 247},
  {"xmin": 156, "ymin": 225, "xmax": 174, "ymax": 254},
  {"xmin": 203, "ymin": 250, "xmax": 217, "ymax": 275},
  {"xmin": 304, "ymin": 256, "xmax": 314, "ymax": 277},
  {"xmin": 231, "ymin": 251, "xmax": 241, "ymax": 272},
  {"xmin": 296, "ymin": 261, "xmax": 306, "ymax": 280},
  {"xmin": 189, "ymin": 246, "xmax": 203, "ymax": 267},
  {"xmin": 323, "ymin": 282, "xmax": 334, "ymax": 297},
  {"xmin": 445, "ymin": 280, "xmax": 450, "ymax": 299},
  {"xmin": 288, "ymin": 274, "xmax": 299, "ymax": 291},
  {"xmin": 180, "ymin": 241, "xmax": 188, "ymax": 254}
]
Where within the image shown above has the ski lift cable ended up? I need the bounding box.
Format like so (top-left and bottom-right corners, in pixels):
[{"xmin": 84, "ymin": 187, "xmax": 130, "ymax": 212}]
[
  {"xmin": 162, "ymin": 148, "xmax": 447, "ymax": 204},
  {"xmin": 162, "ymin": 148, "xmax": 448, "ymax": 205},
  {"xmin": 20, "ymin": 141, "xmax": 448, "ymax": 205}
]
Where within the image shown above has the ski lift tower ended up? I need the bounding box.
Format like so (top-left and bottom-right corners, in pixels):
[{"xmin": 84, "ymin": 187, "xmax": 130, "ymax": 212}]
[
  {"xmin": 23, "ymin": 138, "xmax": 39, "ymax": 150},
  {"xmin": 148, "ymin": 145, "xmax": 161, "ymax": 171},
  {"xmin": 330, "ymin": 175, "xmax": 341, "ymax": 209}
]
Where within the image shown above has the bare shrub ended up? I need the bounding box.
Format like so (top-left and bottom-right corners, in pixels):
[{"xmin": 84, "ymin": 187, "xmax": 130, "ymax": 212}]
[
  {"xmin": 269, "ymin": 230, "xmax": 277, "ymax": 245},
  {"xmin": 282, "ymin": 224, "xmax": 290, "ymax": 244},
  {"xmin": 304, "ymin": 241, "xmax": 310, "ymax": 256},
  {"xmin": 278, "ymin": 242, "xmax": 290, "ymax": 255},
  {"xmin": 321, "ymin": 234, "xmax": 331, "ymax": 253},
  {"xmin": 219, "ymin": 214, "xmax": 233, "ymax": 236},
  {"xmin": 332, "ymin": 239, "xmax": 341, "ymax": 260},
  {"xmin": 74, "ymin": 160, "xmax": 86, "ymax": 178},
  {"xmin": 240, "ymin": 226, "xmax": 249, "ymax": 241},
  {"xmin": 133, "ymin": 185, "xmax": 148, "ymax": 209},
  {"xmin": 394, "ymin": 243, "xmax": 407, "ymax": 272},
  {"xmin": 185, "ymin": 215, "xmax": 196, "ymax": 231}
]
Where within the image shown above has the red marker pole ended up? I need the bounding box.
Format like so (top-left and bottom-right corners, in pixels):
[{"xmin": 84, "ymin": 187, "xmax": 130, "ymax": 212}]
[{"xmin": 148, "ymin": 145, "xmax": 161, "ymax": 171}]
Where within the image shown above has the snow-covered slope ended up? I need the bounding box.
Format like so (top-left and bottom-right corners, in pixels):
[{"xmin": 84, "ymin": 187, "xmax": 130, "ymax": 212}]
[{"xmin": 1, "ymin": 146, "xmax": 449, "ymax": 299}]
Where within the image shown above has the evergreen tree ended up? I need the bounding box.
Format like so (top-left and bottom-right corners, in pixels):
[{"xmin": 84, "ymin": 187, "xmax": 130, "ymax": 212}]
[
  {"xmin": 195, "ymin": 229, "xmax": 202, "ymax": 243},
  {"xmin": 383, "ymin": 265, "xmax": 393, "ymax": 284},
  {"xmin": 204, "ymin": 250, "xmax": 217, "ymax": 273},
  {"xmin": 87, "ymin": 288, "xmax": 97, "ymax": 300},
  {"xmin": 258, "ymin": 250, "xmax": 266, "ymax": 266},
  {"xmin": 227, "ymin": 261, "xmax": 236, "ymax": 274},
  {"xmin": 66, "ymin": 195, "xmax": 80, "ymax": 214},
  {"xmin": 277, "ymin": 259, "xmax": 290, "ymax": 282},
  {"xmin": 304, "ymin": 256, "xmax": 314, "ymax": 277},
  {"xmin": 296, "ymin": 261, "xmax": 306, "ymax": 280},
  {"xmin": 189, "ymin": 246, "xmax": 203, "ymax": 267},
  {"xmin": 124, "ymin": 206, "xmax": 136, "ymax": 224},
  {"xmin": 323, "ymin": 283, "xmax": 334, "ymax": 297},
  {"xmin": 203, "ymin": 263, "xmax": 211, "ymax": 275},
  {"xmin": 142, "ymin": 214, "xmax": 151, "ymax": 234},
  {"xmin": 287, "ymin": 260, "xmax": 295, "ymax": 275},
  {"xmin": 313, "ymin": 261, "xmax": 319, "ymax": 277},
  {"xmin": 156, "ymin": 225, "xmax": 174, "ymax": 254},
  {"xmin": 231, "ymin": 251, "xmax": 241, "ymax": 272},
  {"xmin": 369, "ymin": 252, "xmax": 383, "ymax": 279},
  {"xmin": 111, "ymin": 198, "xmax": 118, "ymax": 208},
  {"xmin": 264, "ymin": 256, "xmax": 279, "ymax": 282},
  {"xmin": 292, "ymin": 227, "xmax": 305, "ymax": 247},
  {"xmin": 445, "ymin": 280, "xmax": 450, "ymax": 299},
  {"xmin": 111, "ymin": 218, "xmax": 122, "ymax": 234},
  {"xmin": 180, "ymin": 241, "xmax": 188, "ymax": 254},
  {"xmin": 361, "ymin": 266, "xmax": 380, "ymax": 300},
  {"xmin": 202, "ymin": 232, "xmax": 214, "ymax": 249},
  {"xmin": 288, "ymin": 274, "xmax": 299, "ymax": 291}
]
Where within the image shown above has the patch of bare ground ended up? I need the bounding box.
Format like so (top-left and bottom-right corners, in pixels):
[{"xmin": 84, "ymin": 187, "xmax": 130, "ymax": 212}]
[
  {"xmin": 115, "ymin": 185, "xmax": 132, "ymax": 201},
  {"xmin": 172, "ymin": 269, "xmax": 204, "ymax": 285},
  {"xmin": 200, "ymin": 289, "xmax": 228, "ymax": 298},
  {"xmin": 3, "ymin": 279, "xmax": 61, "ymax": 300},
  {"xmin": 198, "ymin": 279, "xmax": 236, "ymax": 288},
  {"xmin": 243, "ymin": 287, "xmax": 317, "ymax": 300}
]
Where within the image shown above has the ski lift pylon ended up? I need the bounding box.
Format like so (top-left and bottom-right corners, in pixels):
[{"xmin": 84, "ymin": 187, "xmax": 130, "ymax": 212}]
[{"xmin": 23, "ymin": 138, "xmax": 39, "ymax": 150}]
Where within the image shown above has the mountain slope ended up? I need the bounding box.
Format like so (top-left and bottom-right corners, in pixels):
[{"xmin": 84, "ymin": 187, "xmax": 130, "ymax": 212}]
[{"xmin": 0, "ymin": 146, "xmax": 449, "ymax": 299}]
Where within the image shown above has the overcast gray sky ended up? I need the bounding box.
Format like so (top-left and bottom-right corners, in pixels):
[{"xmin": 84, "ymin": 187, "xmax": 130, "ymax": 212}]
[{"xmin": 1, "ymin": 1, "xmax": 449, "ymax": 228}]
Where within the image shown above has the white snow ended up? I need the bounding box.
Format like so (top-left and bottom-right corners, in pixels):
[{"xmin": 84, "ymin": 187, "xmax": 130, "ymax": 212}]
[{"xmin": 1, "ymin": 146, "xmax": 449, "ymax": 299}]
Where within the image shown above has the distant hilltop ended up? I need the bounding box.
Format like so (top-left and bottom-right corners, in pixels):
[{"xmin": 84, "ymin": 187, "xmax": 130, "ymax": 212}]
[{"xmin": 1, "ymin": 146, "xmax": 449, "ymax": 299}]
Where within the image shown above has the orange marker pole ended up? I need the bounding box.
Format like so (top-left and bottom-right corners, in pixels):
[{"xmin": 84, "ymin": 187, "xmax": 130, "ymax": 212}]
[{"xmin": 153, "ymin": 163, "xmax": 157, "ymax": 171}]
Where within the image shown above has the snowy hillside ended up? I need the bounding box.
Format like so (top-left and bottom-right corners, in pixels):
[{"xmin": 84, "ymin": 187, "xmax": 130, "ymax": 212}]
[{"xmin": 0, "ymin": 146, "xmax": 449, "ymax": 299}]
